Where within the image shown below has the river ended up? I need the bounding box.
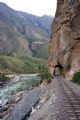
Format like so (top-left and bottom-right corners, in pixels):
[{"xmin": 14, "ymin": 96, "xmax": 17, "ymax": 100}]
[{"xmin": 0, "ymin": 74, "xmax": 40, "ymax": 104}]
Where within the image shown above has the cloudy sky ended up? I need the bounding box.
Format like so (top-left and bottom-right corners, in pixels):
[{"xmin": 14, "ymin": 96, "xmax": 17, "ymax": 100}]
[{"xmin": 0, "ymin": 0, "xmax": 57, "ymax": 16}]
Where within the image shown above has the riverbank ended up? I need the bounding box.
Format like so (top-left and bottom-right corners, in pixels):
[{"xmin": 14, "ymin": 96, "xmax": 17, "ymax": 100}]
[
  {"xmin": 0, "ymin": 74, "xmax": 41, "ymax": 119},
  {"xmin": 0, "ymin": 90, "xmax": 25, "ymax": 119}
]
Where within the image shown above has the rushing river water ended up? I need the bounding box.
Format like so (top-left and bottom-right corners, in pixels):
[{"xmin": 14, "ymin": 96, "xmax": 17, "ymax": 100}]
[{"xmin": 0, "ymin": 74, "xmax": 40, "ymax": 102}]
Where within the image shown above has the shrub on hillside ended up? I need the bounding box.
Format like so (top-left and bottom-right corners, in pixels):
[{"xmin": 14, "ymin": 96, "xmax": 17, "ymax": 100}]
[
  {"xmin": 38, "ymin": 65, "xmax": 52, "ymax": 84},
  {"xmin": 0, "ymin": 72, "xmax": 8, "ymax": 82},
  {"xmin": 72, "ymin": 72, "xmax": 80, "ymax": 84}
]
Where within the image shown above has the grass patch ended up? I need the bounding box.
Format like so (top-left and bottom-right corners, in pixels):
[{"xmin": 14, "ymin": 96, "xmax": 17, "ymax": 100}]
[
  {"xmin": 72, "ymin": 72, "xmax": 80, "ymax": 84},
  {"xmin": 0, "ymin": 55, "xmax": 47, "ymax": 74},
  {"xmin": 0, "ymin": 72, "xmax": 8, "ymax": 81},
  {"xmin": 0, "ymin": 72, "xmax": 9, "ymax": 86}
]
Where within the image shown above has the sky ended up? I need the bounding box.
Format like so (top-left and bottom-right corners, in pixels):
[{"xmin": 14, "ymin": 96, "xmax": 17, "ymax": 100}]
[{"xmin": 0, "ymin": 0, "xmax": 57, "ymax": 16}]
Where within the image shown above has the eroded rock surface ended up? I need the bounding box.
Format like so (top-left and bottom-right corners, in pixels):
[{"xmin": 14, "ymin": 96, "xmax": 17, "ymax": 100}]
[{"xmin": 49, "ymin": 0, "xmax": 80, "ymax": 76}]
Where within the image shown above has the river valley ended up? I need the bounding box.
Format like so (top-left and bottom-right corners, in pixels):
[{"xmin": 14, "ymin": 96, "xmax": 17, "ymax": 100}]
[{"xmin": 0, "ymin": 74, "xmax": 40, "ymax": 119}]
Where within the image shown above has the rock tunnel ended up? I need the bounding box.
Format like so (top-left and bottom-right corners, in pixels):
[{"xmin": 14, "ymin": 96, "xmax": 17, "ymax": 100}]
[{"xmin": 54, "ymin": 63, "xmax": 63, "ymax": 76}]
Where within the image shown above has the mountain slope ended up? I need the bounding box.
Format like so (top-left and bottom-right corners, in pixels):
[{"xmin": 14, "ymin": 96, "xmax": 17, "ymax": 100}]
[
  {"xmin": 0, "ymin": 56, "xmax": 47, "ymax": 73},
  {"xmin": 0, "ymin": 2, "xmax": 53, "ymax": 57}
]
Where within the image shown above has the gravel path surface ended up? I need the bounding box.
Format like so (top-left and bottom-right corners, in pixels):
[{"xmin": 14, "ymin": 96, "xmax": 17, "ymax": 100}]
[{"xmin": 28, "ymin": 77, "xmax": 69, "ymax": 120}]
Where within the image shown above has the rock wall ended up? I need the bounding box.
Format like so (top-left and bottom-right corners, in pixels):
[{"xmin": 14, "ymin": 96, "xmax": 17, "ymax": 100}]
[{"xmin": 49, "ymin": 0, "xmax": 80, "ymax": 77}]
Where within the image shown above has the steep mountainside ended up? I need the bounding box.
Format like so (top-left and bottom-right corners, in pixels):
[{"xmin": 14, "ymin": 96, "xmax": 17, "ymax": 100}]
[
  {"xmin": 49, "ymin": 0, "xmax": 80, "ymax": 76},
  {"xmin": 0, "ymin": 2, "xmax": 53, "ymax": 57},
  {"xmin": 0, "ymin": 56, "xmax": 47, "ymax": 73}
]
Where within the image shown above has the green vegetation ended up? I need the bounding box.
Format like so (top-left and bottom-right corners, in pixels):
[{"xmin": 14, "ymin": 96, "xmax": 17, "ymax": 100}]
[
  {"xmin": 0, "ymin": 72, "xmax": 8, "ymax": 81},
  {"xmin": 72, "ymin": 72, "xmax": 80, "ymax": 84},
  {"xmin": 0, "ymin": 72, "xmax": 9, "ymax": 86},
  {"xmin": 38, "ymin": 65, "xmax": 52, "ymax": 84},
  {"xmin": 0, "ymin": 55, "xmax": 47, "ymax": 74}
]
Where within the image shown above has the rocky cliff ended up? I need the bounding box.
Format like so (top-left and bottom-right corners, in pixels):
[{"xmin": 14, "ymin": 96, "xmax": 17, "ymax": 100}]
[{"xmin": 49, "ymin": 0, "xmax": 80, "ymax": 77}]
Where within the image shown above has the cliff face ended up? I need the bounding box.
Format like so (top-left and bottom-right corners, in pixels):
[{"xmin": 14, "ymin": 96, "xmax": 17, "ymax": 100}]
[{"xmin": 49, "ymin": 0, "xmax": 80, "ymax": 76}]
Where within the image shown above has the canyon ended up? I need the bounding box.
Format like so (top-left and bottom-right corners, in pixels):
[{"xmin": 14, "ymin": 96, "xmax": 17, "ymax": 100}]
[{"xmin": 0, "ymin": 2, "xmax": 52, "ymax": 58}]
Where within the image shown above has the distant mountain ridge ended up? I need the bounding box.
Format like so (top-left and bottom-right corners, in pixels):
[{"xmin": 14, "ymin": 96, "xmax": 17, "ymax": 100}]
[{"xmin": 0, "ymin": 2, "xmax": 53, "ymax": 58}]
